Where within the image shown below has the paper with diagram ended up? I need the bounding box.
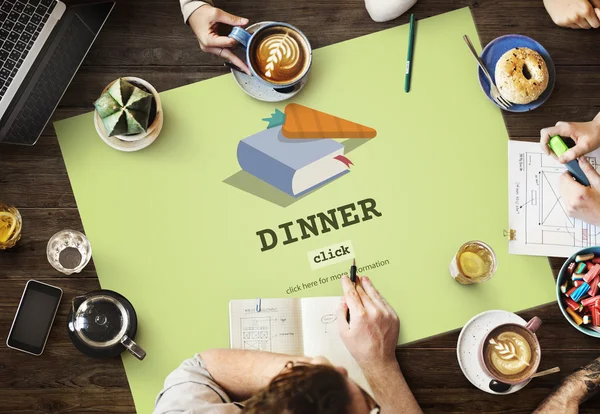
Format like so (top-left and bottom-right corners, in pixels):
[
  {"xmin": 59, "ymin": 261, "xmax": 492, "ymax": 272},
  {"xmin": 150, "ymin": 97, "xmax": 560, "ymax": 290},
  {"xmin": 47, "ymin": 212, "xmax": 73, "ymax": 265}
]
[
  {"xmin": 509, "ymin": 141, "xmax": 600, "ymax": 257},
  {"xmin": 229, "ymin": 296, "xmax": 371, "ymax": 395}
]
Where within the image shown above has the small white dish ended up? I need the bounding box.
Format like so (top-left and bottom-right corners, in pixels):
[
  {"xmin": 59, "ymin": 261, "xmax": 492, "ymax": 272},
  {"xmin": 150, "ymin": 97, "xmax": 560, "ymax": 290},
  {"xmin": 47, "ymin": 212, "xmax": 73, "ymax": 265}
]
[
  {"xmin": 457, "ymin": 310, "xmax": 531, "ymax": 395},
  {"xmin": 94, "ymin": 109, "xmax": 162, "ymax": 152},
  {"xmin": 230, "ymin": 22, "xmax": 307, "ymax": 103},
  {"xmin": 94, "ymin": 76, "xmax": 163, "ymax": 152}
]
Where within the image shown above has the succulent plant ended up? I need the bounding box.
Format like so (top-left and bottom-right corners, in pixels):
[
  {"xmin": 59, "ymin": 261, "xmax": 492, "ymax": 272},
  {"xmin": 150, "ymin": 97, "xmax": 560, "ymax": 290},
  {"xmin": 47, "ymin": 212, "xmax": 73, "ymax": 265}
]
[{"xmin": 94, "ymin": 78, "xmax": 153, "ymax": 136}]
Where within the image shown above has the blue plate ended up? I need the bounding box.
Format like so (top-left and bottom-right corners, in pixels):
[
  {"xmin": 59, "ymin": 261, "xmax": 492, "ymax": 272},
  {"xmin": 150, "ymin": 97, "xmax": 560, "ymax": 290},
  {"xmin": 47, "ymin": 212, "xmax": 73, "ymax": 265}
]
[
  {"xmin": 478, "ymin": 34, "xmax": 556, "ymax": 113},
  {"xmin": 557, "ymin": 247, "xmax": 600, "ymax": 339}
]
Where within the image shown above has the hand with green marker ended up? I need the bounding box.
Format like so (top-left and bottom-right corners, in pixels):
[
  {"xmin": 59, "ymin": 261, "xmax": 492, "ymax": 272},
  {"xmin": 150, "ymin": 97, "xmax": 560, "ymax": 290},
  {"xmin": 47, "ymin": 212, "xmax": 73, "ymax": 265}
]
[
  {"xmin": 540, "ymin": 112, "xmax": 600, "ymax": 226},
  {"xmin": 540, "ymin": 112, "xmax": 600, "ymax": 163}
]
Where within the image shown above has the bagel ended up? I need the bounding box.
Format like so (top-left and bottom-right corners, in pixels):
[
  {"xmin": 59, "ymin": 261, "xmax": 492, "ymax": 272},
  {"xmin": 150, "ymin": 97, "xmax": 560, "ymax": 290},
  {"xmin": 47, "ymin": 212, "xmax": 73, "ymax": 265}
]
[{"xmin": 495, "ymin": 48, "xmax": 549, "ymax": 105}]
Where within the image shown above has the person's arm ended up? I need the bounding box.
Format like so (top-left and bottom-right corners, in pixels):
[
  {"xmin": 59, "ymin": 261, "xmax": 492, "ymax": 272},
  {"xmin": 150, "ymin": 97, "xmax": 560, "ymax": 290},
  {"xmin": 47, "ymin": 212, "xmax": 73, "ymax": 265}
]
[
  {"xmin": 180, "ymin": 0, "xmax": 211, "ymax": 24},
  {"xmin": 534, "ymin": 357, "xmax": 600, "ymax": 413},
  {"xmin": 337, "ymin": 275, "xmax": 423, "ymax": 414},
  {"xmin": 543, "ymin": 0, "xmax": 600, "ymax": 29},
  {"xmin": 539, "ymin": 113, "xmax": 600, "ymax": 225},
  {"xmin": 199, "ymin": 349, "xmax": 312, "ymax": 401}
]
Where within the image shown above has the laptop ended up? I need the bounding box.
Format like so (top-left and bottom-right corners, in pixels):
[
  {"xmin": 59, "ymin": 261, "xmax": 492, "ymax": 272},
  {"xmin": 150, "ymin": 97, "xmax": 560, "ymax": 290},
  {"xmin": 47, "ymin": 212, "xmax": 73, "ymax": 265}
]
[{"xmin": 0, "ymin": 0, "xmax": 115, "ymax": 146}]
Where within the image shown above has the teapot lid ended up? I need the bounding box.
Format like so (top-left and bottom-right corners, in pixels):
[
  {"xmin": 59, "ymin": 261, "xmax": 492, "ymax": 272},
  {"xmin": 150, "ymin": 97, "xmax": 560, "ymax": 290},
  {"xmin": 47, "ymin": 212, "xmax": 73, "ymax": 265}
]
[{"xmin": 73, "ymin": 294, "xmax": 129, "ymax": 348}]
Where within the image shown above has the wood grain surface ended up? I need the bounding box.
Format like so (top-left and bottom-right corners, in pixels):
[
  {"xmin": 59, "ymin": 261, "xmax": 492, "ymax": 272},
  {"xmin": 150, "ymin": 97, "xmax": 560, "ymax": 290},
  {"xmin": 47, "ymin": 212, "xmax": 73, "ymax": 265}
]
[{"xmin": 1, "ymin": 0, "xmax": 599, "ymax": 412}]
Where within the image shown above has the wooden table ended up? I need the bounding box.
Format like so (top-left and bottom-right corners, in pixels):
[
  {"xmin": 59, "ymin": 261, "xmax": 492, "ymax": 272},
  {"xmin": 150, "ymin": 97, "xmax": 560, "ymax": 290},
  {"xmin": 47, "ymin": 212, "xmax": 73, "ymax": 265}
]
[{"xmin": 1, "ymin": 0, "xmax": 599, "ymax": 412}]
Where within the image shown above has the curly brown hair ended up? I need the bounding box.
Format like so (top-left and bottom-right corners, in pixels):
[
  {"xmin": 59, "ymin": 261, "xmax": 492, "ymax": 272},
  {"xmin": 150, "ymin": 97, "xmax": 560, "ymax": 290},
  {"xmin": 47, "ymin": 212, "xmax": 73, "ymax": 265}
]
[{"xmin": 242, "ymin": 363, "xmax": 352, "ymax": 414}]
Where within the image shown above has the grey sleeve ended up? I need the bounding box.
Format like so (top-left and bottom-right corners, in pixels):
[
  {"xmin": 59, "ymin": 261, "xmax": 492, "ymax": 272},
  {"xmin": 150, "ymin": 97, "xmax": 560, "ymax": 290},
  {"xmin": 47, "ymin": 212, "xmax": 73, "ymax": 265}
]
[
  {"xmin": 154, "ymin": 354, "xmax": 243, "ymax": 414},
  {"xmin": 180, "ymin": 0, "xmax": 213, "ymax": 23}
]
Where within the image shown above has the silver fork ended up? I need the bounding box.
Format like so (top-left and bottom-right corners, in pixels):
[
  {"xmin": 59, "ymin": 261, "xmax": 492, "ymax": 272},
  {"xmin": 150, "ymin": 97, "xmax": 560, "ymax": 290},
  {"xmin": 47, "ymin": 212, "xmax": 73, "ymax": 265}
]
[{"xmin": 463, "ymin": 35, "xmax": 513, "ymax": 110}]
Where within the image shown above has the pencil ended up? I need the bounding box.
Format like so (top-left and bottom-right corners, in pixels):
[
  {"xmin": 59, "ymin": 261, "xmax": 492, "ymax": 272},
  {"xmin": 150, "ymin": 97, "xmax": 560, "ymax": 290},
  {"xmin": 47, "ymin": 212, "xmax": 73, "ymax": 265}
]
[{"xmin": 404, "ymin": 14, "xmax": 415, "ymax": 93}]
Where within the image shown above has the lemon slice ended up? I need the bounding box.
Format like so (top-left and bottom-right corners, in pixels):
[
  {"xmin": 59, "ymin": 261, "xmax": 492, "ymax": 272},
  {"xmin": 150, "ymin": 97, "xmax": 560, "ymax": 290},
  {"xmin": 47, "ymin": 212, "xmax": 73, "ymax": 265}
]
[
  {"xmin": 459, "ymin": 251, "xmax": 486, "ymax": 278},
  {"xmin": 0, "ymin": 211, "xmax": 17, "ymax": 243}
]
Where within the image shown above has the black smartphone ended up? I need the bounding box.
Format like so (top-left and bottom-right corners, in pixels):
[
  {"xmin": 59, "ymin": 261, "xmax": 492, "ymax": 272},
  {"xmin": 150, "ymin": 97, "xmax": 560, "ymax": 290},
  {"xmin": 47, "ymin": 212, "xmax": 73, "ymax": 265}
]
[{"xmin": 6, "ymin": 280, "xmax": 63, "ymax": 356}]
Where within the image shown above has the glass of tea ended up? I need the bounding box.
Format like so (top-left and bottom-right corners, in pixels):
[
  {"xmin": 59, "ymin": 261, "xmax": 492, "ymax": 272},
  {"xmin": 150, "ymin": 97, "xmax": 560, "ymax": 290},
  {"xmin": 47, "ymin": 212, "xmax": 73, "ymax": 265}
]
[
  {"xmin": 0, "ymin": 203, "xmax": 22, "ymax": 250},
  {"xmin": 450, "ymin": 240, "xmax": 497, "ymax": 284},
  {"xmin": 46, "ymin": 229, "xmax": 92, "ymax": 275}
]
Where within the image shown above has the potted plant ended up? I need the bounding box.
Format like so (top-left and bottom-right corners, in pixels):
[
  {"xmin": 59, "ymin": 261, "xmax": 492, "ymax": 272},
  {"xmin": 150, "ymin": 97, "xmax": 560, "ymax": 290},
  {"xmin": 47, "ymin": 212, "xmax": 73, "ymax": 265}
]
[{"xmin": 93, "ymin": 77, "xmax": 163, "ymax": 151}]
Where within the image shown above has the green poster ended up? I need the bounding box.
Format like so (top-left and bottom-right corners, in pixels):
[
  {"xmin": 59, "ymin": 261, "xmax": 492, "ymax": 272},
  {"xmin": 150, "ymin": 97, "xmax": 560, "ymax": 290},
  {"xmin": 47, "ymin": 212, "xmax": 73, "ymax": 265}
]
[{"xmin": 55, "ymin": 8, "xmax": 555, "ymax": 413}]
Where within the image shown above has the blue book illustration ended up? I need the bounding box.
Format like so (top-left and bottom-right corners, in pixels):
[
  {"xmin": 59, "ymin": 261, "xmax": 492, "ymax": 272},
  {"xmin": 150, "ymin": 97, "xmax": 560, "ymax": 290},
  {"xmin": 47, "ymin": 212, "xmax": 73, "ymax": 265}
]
[{"xmin": 237, "ymin": 126, "xmax": 349, "ymax": 197}]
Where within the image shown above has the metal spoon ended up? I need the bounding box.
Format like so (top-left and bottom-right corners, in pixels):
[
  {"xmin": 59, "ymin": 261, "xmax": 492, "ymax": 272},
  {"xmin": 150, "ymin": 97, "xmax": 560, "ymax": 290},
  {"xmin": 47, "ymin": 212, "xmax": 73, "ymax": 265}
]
[{"xmin": 489, "ymin": 367, "xmax": 561, "ymax": 393}]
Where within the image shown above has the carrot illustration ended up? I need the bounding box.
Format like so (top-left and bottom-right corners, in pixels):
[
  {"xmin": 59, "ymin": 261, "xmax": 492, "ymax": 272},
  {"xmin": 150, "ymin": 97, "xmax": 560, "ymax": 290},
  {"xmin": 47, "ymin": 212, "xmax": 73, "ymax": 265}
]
[{"xmin": 262, "ymin": 104, "xmax": 377, "ymax": 139}]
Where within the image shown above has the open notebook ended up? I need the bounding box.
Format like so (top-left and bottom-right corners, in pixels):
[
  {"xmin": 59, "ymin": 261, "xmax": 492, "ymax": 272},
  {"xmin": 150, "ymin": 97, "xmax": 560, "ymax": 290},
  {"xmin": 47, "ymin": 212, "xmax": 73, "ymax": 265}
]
[{"xmin": 229, "ymin": 296, "xmax": 372, "ymax": 395}]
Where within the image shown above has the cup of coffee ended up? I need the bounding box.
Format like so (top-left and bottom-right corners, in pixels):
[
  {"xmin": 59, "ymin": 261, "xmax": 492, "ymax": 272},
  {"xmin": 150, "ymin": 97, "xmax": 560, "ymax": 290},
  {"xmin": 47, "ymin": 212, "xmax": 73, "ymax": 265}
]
[
  {"xmin": 479, "ymin": 317, "xmax": 542, "ymax": 385},
  {"xmin": 229, "ymin": 22, "xmax": 312, "ymax": 90}
]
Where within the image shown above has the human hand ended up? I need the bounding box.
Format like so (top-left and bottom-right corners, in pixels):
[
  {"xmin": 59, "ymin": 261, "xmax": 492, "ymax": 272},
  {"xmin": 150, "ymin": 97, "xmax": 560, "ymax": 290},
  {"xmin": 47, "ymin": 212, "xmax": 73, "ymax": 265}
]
[
  {"xmin": 540, "ymin": 116, "xmax": 600, "ymax": 163},
  {"xmin": 188, "ymin": 5, "xmax": 252, "ymax": 75},
  {"xmin": 543, "ymin": 0, "xmax": 600, "ymax": 29},
  {"xmin": 337, "ymin": 275, "xmax": 399, "ymax": 373},
  {"xmin": 559, "ymin": 157, "xmax": 600, "ymax": 226}
]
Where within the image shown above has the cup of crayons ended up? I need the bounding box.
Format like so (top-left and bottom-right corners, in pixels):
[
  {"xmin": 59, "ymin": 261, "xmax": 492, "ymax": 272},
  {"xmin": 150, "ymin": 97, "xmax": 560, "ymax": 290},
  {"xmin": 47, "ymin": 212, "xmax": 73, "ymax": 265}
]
[{"xmin": 557, "ymin": 247, "xmax": 600, "ymax": 338}]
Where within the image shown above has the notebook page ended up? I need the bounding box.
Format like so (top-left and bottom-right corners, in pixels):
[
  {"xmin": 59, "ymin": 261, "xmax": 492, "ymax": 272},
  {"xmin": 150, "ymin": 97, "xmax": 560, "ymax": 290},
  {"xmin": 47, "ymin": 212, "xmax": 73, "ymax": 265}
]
[
  {"xmin": 300, "ymin": 296, "xmax": 372, "ymax": 395},
  {"xmin": 229, "ymin": 298, "xmax": 304, "ymax": 356}
]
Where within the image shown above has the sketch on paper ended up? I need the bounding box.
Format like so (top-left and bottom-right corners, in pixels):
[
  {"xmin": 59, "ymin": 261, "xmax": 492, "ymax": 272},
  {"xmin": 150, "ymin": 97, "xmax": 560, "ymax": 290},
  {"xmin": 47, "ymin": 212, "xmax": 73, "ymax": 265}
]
[
  {"xmin": 241, "ymin": 317, "xmax": 271, "ymax": 351},
  {"xmin": 321, "ymin": 314, "xmax": 337, "ymax": 333},
  {"xmin": 509, "ymin": 141, "xmax": 600, "ymax": 257}
]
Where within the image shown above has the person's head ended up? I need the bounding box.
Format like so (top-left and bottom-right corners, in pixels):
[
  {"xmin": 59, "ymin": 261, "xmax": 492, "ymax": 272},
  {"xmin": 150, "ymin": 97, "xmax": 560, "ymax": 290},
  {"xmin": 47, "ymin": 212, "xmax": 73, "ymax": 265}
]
[{"xmin": 242, "ymin": 357, "xmax": 380, "ymax": 414}]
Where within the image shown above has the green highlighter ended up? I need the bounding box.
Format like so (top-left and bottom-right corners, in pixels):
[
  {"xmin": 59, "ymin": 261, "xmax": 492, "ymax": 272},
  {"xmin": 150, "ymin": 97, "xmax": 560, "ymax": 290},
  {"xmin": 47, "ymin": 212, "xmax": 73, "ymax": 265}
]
[{"xmin": 548, "ymin": 135, "xmax": 590, "ymax": 187}]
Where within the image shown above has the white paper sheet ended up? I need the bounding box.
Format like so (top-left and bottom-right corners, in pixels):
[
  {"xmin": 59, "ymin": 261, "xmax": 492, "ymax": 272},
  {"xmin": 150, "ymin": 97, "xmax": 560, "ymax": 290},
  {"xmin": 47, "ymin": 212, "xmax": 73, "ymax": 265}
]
[{"xmin": 508, "ymin": 141, "xmax": 600, "ymax": 257}]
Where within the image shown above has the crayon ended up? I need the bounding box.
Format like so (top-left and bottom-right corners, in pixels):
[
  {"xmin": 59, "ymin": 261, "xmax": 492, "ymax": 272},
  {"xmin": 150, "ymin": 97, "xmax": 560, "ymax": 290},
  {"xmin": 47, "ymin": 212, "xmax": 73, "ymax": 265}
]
[
  {"xmin": 576, "ymin": 253, "xmax": 595, "ymax": 262},
  {"xmin": 568, "ymin": 262, "xmax": 577, "ymax": 275},
  {"xmin": 566, "ymin": 297, "xmax": 583, "ymax": 312},
  {"xmin": 571, "ymin": 282, "xmax": 591, "ymax": 302},
  {"xmin": 567, "ymin": 307, "xmax": 584, "ymax": 325}
]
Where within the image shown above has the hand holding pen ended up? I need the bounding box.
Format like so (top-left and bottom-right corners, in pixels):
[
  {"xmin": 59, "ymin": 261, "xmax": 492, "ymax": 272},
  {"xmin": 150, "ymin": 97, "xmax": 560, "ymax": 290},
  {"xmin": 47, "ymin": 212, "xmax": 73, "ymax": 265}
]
[{"xmin": 337, "ymin": 274, "xmax": 400, "ymax": 370}]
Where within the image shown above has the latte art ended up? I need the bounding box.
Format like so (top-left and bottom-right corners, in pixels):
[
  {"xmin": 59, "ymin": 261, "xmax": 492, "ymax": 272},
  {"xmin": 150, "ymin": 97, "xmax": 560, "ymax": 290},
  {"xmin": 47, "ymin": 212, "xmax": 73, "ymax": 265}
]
[
  {"xmin": 259, "ymin": 33, "xmax": 300, "ymax": 79},
  {"xmin": 250, "ymin": 26, "xmax": 310, "ymax": 85},
  {"xmin": 488, "ymin": 332, "xmax": 531, "ymax": 376}
]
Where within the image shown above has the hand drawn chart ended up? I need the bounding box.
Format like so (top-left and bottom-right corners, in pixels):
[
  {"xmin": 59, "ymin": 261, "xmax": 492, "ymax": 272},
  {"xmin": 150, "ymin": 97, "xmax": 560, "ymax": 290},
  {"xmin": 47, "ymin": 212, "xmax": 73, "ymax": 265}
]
[
  {"xmin": 509, "ymin": 141, "xmax": 600, "ymax": 257},
  {"xmin": 241, "ymin": 317, "xmax": 272, "ymax": 351},
  {"xmin": 321, "ymin": 314, "xmax": 337, "ymax": 333}
]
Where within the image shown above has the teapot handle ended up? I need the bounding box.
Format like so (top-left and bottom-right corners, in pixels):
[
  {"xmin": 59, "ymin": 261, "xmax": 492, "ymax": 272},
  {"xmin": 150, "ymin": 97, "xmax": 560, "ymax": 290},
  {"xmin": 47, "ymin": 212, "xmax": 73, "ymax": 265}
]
[
  {"xmin": 71, "ymin": 295, "xmax": 87, "ymax": 314},
  {"xmin": 121, "ymin": 335, "xmax": 146, "ymax": 361}
]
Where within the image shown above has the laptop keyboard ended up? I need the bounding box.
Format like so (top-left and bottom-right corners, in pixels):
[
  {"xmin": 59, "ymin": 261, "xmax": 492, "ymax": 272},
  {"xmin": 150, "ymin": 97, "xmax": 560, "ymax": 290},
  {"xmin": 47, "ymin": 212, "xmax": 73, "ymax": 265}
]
[{"xmin": 0, "ymin": 0, "xmax": 57, "ymax": 99}]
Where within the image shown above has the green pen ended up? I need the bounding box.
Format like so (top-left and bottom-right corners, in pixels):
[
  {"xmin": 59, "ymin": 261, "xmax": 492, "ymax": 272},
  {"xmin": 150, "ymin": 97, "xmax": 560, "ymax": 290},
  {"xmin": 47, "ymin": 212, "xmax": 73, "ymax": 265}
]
[{"xmin": 404, "ymin": 14, "xmax": 416, "ymax": 93}]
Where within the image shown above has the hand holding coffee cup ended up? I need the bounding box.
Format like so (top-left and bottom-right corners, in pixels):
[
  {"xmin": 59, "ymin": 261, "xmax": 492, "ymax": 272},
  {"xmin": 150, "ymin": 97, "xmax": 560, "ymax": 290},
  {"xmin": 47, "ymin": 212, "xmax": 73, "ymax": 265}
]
[
  {"xmin": 188, "ymin": 5, "xmax": 252, "ymax": 75},
  {"xmin": 480, "ymin": 317, "xmax": 542, "ymax": 385},
  {"xmin": 229, "ymin": 22, "xmax": 312, "ymax": 91}
]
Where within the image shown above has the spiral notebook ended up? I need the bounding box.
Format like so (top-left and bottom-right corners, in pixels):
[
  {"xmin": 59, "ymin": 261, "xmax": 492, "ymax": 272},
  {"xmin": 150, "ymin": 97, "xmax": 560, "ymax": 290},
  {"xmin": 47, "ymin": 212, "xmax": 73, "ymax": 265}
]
[{"xmin": 229, "ymin": 296, "xmax": 372, "ymax": 395}]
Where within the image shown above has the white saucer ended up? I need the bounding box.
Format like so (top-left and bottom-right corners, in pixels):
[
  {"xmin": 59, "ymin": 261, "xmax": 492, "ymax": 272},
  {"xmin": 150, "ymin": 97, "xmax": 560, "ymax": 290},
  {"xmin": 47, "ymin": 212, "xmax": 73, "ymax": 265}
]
[
  {"xmin": 230, "ymin": 22, "xmax": 308, "ymax": 103},
  {"xmin": 94, "ymin": 110, "xmax": 162, "ymax": 152},
  {"xmin": 93, "ymin": 77, "xmax": 163, "ymax": 152},
  {"xmin": 457, "ymin": 310, "xmax": 531, "ymax": 395}
]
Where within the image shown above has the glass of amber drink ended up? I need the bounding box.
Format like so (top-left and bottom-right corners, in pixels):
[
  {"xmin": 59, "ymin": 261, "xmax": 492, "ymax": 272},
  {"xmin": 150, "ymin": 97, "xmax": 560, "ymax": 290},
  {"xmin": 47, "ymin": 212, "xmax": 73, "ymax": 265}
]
[
  {"xmin": 449, "ymin": 240, "xmax": 497, "ymax": 284},
  {"xmin": 0, "ymin": 203, "xmax": 22, "ymax": 250}
]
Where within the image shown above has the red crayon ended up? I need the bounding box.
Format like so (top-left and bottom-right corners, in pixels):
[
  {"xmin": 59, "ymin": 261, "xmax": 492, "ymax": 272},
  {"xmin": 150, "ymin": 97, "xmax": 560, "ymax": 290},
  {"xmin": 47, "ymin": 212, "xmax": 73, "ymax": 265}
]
[
  {"xmin": 582, "ymin": 296, "xmax": 600, "ymax": 307},
  {"xmin": 566, "ymin": 297, "xmax": 582, "ymax": 312}
]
